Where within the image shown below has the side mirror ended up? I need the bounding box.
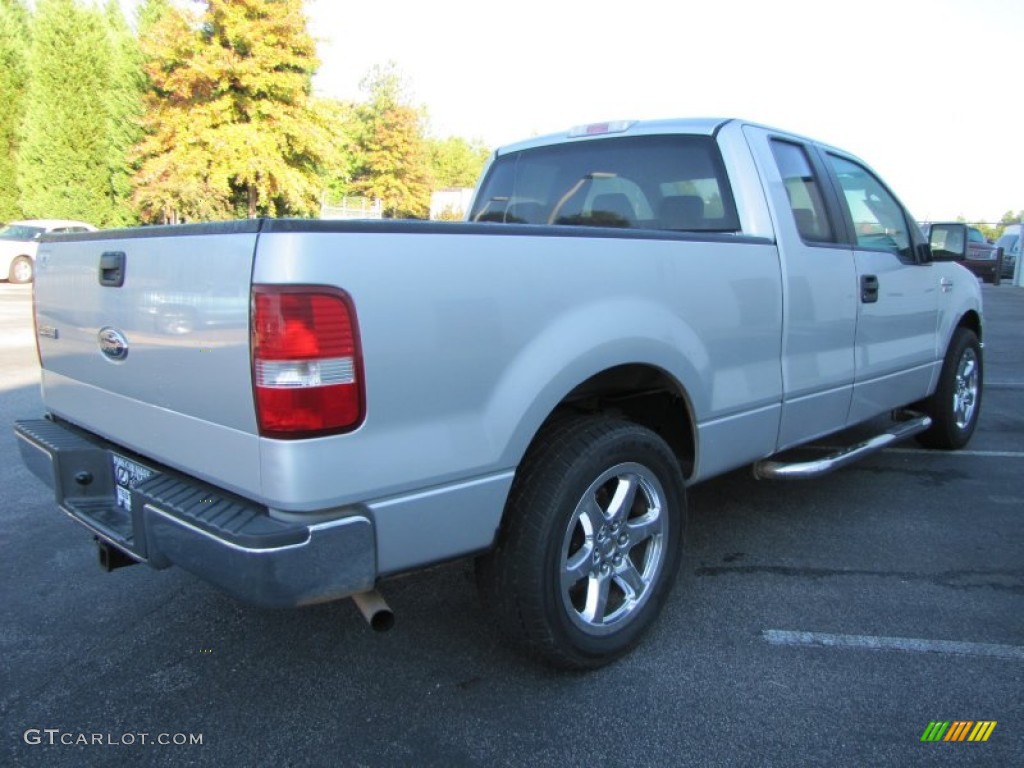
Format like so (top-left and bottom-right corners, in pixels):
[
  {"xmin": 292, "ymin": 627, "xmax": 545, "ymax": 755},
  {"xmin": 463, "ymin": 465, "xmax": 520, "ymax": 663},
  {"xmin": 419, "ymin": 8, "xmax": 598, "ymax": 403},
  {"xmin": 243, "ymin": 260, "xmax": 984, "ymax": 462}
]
[
  {"xmin": 928, "ymin": 223, "xmax": 967, "ymax": 262},
  {"xmin": 916, "ymin": 242, "xmax": 933, "ymax": 264}
]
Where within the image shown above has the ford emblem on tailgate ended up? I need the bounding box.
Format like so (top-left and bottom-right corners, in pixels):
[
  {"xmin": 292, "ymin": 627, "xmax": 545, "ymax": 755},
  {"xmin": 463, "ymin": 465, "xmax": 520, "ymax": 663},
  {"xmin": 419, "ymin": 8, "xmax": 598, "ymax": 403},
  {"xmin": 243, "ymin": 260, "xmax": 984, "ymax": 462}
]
[{"xmin": 98, "ymin": 327, "xmax": 129, "ymax": 361}]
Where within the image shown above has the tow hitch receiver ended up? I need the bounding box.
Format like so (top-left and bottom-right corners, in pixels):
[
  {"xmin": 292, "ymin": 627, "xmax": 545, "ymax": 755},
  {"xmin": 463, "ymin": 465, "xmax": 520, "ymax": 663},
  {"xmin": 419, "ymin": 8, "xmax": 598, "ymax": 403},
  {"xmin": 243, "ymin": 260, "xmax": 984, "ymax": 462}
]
[{"xmin": 96, "ymin": 538, "xmax": 140, "ymax": 572}]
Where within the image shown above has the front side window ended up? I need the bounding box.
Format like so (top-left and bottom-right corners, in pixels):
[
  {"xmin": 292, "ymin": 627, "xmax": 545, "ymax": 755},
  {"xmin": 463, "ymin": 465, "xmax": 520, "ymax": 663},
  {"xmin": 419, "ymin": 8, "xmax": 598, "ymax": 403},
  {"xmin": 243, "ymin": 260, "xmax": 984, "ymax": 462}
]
[
  {"xmin": 769, "ymin": 140, "xmax": 834, "ymax": 244},
  {"xmin": 968, "ymin": 227, "xmax": 986, "ymax": 244},
  {"xmin": 470, "ymin": 134, "xmax": 740, "ymax": 233},
  {"xmin": 827, "ymin": 154, "xmax": 912, "ymax": 259}
]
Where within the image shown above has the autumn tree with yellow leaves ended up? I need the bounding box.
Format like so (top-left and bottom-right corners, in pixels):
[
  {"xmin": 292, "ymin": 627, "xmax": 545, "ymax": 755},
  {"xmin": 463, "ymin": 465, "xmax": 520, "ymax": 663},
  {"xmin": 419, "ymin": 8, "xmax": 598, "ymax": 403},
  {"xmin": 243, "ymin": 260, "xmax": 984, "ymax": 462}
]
[
  {"xmin": 133, "ymin": 0, "xmax": 341, "ymax": 222},
  {"xmin": 350, "ymin": 63, "xmax": 435, "ymax": 220}
]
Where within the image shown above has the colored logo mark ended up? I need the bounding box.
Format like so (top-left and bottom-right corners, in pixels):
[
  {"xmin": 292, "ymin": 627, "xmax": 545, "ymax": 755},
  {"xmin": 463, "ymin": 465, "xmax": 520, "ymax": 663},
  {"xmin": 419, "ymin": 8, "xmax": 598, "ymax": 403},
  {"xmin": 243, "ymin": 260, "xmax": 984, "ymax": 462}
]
[{"xmin": 920, "ymin": 721, "xmax": 997, "ymax": 742}]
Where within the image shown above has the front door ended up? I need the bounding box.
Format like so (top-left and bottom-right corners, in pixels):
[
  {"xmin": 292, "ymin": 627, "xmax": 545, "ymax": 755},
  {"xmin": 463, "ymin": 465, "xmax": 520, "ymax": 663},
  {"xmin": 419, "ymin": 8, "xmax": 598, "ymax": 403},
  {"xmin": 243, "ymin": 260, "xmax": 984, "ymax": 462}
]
[{"xmin": 822, "ymin": 152, "xmax": 940, "ymax": 424}]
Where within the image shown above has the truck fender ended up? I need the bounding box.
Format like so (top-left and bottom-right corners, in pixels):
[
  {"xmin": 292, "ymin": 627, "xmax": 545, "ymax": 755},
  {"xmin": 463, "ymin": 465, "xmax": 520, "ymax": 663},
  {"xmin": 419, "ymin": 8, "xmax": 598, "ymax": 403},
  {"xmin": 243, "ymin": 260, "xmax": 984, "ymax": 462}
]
[{"xmin": 483, "ymin": 297, "xmax": 706, "ymax": 469}]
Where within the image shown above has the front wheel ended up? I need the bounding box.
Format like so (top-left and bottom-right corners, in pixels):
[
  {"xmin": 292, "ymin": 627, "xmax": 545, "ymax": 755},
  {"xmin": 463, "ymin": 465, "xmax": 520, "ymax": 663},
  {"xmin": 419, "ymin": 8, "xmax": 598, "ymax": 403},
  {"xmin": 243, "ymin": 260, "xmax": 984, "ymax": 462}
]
[
  {"xmin": 915, "ymin": 327, "xmax": 982, "ymax": 449},
  {"xmin": 476, "ymin": 416, "xmax": 686, "ymax": 669}
]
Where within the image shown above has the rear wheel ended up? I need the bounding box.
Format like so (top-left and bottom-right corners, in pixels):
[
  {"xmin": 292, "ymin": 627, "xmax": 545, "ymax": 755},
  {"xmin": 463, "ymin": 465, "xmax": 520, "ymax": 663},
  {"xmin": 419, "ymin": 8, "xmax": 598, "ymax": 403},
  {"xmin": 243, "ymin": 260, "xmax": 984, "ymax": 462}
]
[
  {"xmin": 476, "ymin": 416, "xmax": 686, "ymax": 669},
  {"xmin": 915, "ymin": 327, "xmax": 982, "ymax": 449},
  {"xmin": 9, "ymin": 256, "xmax": 33, "ymax": 284}
]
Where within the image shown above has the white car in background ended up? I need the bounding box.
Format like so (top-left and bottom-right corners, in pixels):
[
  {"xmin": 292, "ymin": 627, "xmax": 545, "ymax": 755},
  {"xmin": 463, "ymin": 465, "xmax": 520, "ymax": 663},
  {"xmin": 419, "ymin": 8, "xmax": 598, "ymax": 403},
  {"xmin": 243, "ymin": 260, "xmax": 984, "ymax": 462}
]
[
  {"xmin": 1, "ymin": 219, "xmax": 97, "ymax": 284},
  {"xmin": 995, "ymin": 224, "xmax": 1019, "ymax": 280}
]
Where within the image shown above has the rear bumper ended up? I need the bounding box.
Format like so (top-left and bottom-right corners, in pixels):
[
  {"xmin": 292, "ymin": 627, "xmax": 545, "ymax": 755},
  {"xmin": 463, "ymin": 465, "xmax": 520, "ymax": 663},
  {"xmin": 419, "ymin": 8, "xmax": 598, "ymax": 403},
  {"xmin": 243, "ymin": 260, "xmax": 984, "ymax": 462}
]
[{"xmin": 15, "ymin": 418, "xmax": 376, "ymax": 607}]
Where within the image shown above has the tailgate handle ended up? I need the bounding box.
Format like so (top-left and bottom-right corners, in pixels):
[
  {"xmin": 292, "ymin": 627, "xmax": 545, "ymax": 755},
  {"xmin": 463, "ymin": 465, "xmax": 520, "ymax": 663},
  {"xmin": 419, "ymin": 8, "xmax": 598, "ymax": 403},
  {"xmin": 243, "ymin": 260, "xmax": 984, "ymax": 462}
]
[
  {"xmin": 99, "ymin": 251, "xmax": 126, "ymax": 287},
  {"xmin": 860, "ymin": 274, "xmax": 879, "ymax": 304}
]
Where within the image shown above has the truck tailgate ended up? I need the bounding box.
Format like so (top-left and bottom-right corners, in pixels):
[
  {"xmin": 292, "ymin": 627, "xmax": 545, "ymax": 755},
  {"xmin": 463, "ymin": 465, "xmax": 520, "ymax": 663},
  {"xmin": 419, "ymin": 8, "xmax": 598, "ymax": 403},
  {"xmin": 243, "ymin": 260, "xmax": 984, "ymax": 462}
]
[{"xmin": 32, "ymin": 222, "xmax": 262, "ymax": 497}]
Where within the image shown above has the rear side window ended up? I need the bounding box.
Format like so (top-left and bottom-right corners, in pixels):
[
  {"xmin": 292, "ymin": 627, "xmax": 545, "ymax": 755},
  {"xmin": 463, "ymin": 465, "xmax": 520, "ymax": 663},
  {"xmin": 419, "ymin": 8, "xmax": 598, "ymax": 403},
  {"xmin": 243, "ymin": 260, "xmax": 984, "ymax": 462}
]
[
  {"xmin": 470, "ymin": 134, "xmax": 740, "ymax": 233},
  {"xmin": 769, "ymin": 140, "xmax": 835, "ymax": 244}
]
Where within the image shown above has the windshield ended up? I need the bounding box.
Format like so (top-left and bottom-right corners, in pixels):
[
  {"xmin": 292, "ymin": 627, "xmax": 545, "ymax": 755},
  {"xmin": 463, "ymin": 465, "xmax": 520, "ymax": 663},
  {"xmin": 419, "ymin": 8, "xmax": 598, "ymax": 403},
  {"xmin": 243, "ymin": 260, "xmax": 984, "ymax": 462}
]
[
  {"xmin": 0, "ymin": 224, "xmax": 45, "ymax": 241},
  {"xmin": 995, "ymin": 234, "xmax": 1019, "ymax": 255},
  {"xmin": 470, "ymin": 134, "xmax": 740, "ymax": 233}
]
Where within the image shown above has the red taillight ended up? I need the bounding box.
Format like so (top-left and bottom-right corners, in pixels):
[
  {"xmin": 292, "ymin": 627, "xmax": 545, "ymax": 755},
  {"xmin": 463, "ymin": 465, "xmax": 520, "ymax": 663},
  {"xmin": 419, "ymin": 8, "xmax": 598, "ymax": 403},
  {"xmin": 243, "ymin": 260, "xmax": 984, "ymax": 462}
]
[{"xmin": 252, "ymin": 286, "xmax": 365, "ymax": 438}]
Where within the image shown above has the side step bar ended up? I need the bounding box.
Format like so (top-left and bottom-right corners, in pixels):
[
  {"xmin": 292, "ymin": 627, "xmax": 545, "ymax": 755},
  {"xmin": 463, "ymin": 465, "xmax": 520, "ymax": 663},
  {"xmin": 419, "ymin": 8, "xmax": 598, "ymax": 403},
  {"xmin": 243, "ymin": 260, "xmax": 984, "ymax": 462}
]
[{"xmin": 753, "ymin": 414, "xmax": 932, "ymax": 480}]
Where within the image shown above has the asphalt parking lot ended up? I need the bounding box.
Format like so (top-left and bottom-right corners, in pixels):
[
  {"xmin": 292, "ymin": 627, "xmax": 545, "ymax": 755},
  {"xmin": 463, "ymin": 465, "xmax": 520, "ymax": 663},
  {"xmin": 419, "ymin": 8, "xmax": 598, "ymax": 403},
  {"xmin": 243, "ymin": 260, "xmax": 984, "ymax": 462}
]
[{"xmin": 1, "ymin": 280, "xmax": 1021, "ymax": 767}]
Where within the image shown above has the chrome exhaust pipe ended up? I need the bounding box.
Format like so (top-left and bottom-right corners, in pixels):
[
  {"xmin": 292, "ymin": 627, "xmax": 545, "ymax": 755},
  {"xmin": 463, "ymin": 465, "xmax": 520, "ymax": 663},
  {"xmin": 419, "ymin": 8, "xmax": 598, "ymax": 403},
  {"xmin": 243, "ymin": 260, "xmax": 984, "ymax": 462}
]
[{"xmin": 351, "ymin": 590, "xmax": 394, "ymax": 632}]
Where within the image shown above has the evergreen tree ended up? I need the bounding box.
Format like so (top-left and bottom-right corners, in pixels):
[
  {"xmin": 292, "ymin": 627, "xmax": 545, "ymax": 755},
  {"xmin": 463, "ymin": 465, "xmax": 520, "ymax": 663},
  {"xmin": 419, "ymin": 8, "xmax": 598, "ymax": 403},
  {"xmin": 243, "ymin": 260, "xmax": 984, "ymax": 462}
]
[
  {"xmin": 136, "ymin": 0, "xmax": 171, "ymax": 35},
  {"xmin": 0, "ymin": 0, "xmax": 30, "ymax": 222},
  {"xmin": 101, "ymin": 0, "xmax": 145, "ymax": 227},
  {"xmin": 18, "ymin": 0, "xmax": 123, "ymax": 225},
  {"xmin": 134, "ymin": 0, "xmax": 338, "ymax": 222}
]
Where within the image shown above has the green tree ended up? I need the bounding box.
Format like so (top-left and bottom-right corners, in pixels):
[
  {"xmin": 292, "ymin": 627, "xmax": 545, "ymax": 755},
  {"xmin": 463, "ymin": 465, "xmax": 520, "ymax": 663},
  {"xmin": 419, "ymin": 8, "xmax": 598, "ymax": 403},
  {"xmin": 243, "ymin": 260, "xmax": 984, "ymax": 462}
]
[
  {"xmin": 0, "ymin": 0, "xmax": 30, "ymax": 221},
  {"xmin": 351, "ymin": 63, "xmax": 434, "ymax": 219},
  {"xmin": 134, "ymin": 0, "xmax": 338, "ymax": 222},
  {"xmin": 1, "ymin": 0, "xmax": 27, "ymax": 24},
  {"xmin": 998, "ymin": 210, "xmax": 1024, "ymax": 228},
  {"xmin": 136, "ymin": 0, "xmax": 171, "ymax": 34},
  {"xmin": 429, "ymin": 136, "xmax": 491, "ymax": 190},
  {"xmin": 18, "ymin": 0, "xmax": 133, "ymax": 226},
  {"xmin": 312, "ymin": 96, "xmax": 359, "ymax": 202},
  {"xmin": 102, "ymin": 0, "xmax": 145, "ymax": 226}
]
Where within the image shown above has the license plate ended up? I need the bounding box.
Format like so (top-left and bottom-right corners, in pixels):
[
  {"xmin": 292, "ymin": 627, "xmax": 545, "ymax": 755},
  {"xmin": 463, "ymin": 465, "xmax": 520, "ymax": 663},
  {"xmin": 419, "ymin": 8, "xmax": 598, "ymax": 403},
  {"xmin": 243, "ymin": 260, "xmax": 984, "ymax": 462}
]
[{"xmin": 111, "ymin": 454, "xmax": 155, "ymax": 512}]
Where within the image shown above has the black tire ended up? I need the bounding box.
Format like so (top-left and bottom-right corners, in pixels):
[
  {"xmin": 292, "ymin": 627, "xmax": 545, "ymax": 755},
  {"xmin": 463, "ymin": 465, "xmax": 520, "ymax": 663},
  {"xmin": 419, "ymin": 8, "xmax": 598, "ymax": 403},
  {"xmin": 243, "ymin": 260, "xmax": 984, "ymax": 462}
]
[
  {"xmin": 915, "ymin": 327, "xmax": 982, "ymax": 449},
  {"xmin": 476, "ymin": 416, "xmax": 686, "ymax": 669},
  {"xmin": 9, "ymin": 256, "xmax": 33, "ymax": 284}
]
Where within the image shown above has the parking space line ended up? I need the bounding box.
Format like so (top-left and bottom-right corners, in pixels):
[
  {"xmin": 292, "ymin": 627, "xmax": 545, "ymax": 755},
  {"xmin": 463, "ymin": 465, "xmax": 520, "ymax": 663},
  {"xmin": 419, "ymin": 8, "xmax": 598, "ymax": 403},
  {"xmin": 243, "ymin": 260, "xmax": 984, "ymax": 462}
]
[
  {"xmin": 810, "ymin": 445, "xmax": 1024, "ymax": 459},
  {"xmin": 985, "ymin": 381, "xmax": 1024, "ymax": 390},
  {"xmin": 763, "ymin": 629, "xmax": 1024, "ymax": 661},
  {"xmin": 881, "ymin": 448, "xmax": 1024, "ymax": 458}
]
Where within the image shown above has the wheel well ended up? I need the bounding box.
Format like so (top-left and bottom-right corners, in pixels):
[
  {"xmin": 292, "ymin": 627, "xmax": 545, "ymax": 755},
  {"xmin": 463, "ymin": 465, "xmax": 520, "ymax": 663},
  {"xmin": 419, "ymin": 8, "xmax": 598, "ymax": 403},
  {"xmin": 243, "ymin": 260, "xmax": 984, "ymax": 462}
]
[
  {"xmin": 543, "ymin": 364, "xmax": 696, "ymax": 479},
  {"xmin": 958, "ymin": 310, "xmax": 981, "ymax": 342}
]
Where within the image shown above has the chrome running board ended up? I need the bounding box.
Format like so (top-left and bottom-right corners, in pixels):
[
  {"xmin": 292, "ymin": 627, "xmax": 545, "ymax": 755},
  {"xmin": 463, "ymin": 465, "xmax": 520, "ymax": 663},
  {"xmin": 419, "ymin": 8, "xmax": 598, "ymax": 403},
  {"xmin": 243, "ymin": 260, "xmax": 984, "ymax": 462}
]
[{"xmin": 753, "ymin": 414, "xmax": 932, "ymax": 480}]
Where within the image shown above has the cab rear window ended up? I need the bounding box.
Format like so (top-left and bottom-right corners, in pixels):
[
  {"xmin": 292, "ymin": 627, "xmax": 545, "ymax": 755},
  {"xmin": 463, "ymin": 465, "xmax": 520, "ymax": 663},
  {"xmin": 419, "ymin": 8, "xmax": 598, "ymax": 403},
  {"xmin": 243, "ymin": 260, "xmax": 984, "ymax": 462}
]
[{"xmin": 470, "ymin": 135, "xmax": 740, "ymax": 233}]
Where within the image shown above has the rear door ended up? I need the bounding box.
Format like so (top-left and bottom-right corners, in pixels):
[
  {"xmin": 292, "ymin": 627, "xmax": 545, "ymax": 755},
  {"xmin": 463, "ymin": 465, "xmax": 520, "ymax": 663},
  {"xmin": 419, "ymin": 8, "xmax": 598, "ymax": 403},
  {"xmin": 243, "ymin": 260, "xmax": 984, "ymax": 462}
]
[
  {"xmin": 743, "ymin": 125, "xmax": 857, "ymax": 450},
  {"xmin": 819, "ymin": 151, "xmax": 940, "ymax": 424}
]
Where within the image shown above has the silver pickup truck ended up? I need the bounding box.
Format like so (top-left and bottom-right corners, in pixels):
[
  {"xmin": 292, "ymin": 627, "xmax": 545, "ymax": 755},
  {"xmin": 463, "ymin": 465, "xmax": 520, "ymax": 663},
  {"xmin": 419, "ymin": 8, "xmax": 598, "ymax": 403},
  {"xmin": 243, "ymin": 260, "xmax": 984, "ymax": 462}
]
[{"xmin": 16, "ymin": 118, "xmax": 983, "ymax": 669}]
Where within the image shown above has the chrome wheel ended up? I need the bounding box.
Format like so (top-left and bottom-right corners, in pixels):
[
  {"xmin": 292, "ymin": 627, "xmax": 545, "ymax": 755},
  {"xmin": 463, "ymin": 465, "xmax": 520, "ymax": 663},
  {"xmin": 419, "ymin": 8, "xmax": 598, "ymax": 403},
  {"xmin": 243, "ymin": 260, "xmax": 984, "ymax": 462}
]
[
  {"xmin": 560, "ymin": 462, "xmax": 668, "ymax": 636},
  {"xmin": 953, "ymin": 347, "xmax": 979, "ymax": 429},
  {"xmin": 916, "ymin": 327, "xmax": 983, "ymax": 450},
  {"xmin": 476, "ymin": 417, "xmax": 685, "ymax": 668}
]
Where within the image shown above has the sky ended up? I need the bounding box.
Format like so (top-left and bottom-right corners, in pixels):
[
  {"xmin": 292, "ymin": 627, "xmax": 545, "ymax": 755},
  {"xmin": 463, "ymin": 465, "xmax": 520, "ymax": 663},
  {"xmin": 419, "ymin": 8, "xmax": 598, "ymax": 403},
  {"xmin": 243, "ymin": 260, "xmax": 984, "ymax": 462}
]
[{"xmin": 130, "ymin": 0, "xmax": 1023, "ymax": 223}]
